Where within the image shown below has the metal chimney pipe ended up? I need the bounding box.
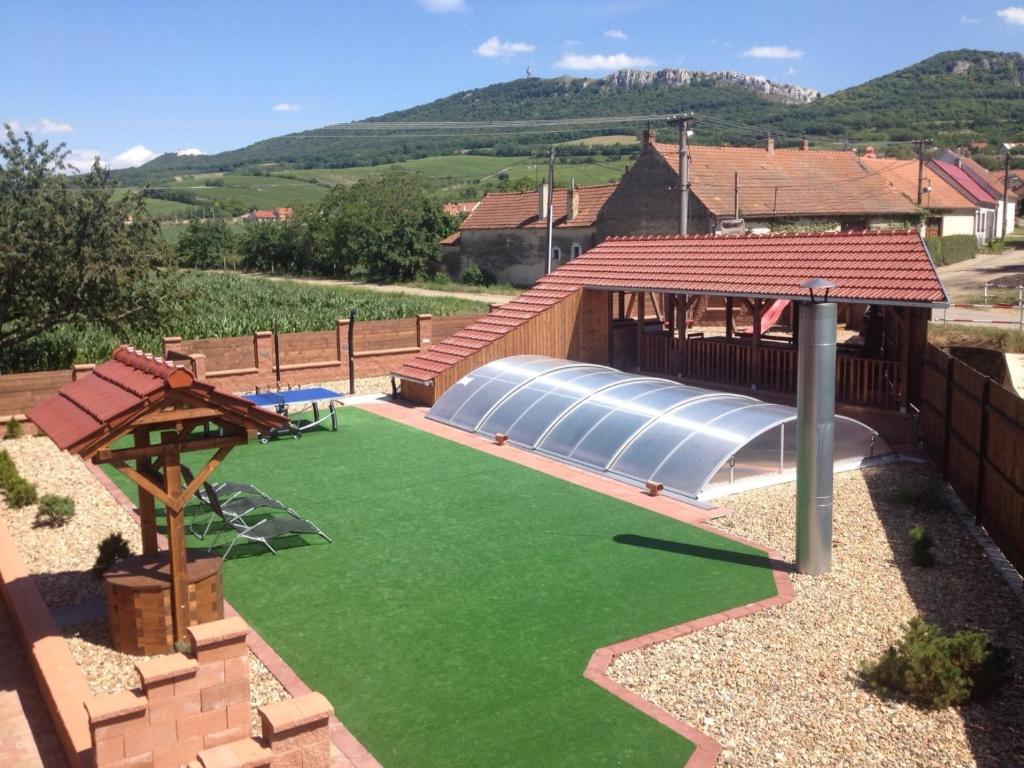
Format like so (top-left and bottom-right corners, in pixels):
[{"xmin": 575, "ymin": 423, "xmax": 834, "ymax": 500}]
[{"xmin": 795, "ymin": 300, "xmax": 837, "ymax": 575}]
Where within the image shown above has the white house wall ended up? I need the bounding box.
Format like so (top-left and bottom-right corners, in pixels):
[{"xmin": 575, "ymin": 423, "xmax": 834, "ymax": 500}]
[{"xmin": 940, "ymin": 214, "xmax": 975, "ymax": 237}]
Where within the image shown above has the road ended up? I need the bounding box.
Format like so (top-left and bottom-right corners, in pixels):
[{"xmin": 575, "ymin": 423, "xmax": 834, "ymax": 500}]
[{"xmin": 936, "ymin": 247, "xmax": 1024, "ymax": 298}]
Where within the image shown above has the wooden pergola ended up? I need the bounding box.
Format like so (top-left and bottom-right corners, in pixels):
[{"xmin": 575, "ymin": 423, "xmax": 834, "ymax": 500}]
[{"xmin": 27, "ymin": 346, "xmax": 288, "ymax": 644}]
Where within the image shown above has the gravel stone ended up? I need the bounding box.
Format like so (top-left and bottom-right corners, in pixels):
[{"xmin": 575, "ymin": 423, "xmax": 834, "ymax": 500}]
[{"xmin": 607, "ymin": 463, "xmax": 1024, "ymax": 767}]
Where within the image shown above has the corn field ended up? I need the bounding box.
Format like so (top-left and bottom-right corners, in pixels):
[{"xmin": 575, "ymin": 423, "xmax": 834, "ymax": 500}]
[{"xmin": 2, "ymin": 272, "xmax": 489, "ymax": 372}]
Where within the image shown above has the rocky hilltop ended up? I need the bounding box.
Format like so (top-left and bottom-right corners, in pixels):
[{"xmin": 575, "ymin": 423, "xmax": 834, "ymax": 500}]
[{"xmin": 598, "ymin": 68, "xmax": 821, "ymax": 104}]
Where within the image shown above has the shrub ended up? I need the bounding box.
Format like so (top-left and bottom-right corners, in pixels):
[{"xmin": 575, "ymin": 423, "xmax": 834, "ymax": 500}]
[
  {"xmin": 0, "ymin": 450, "xmax": 17, "ymax": 489},
  {"xmin": 4, "ymin": 477, "xmax": 37, "ymax": 508},
  {"xmin": 924, "ymin": 235, "xmax": 977, "ymax": 266},
  {"xmin": 93, "ymin": 533, "xmax": 134, "ymax": 577},
  {"xmin": 909, "ymin": 524, "xmax": 936, "ymax": 567},
  {"xmin": 462, "ymin": 263, "xmax": 488, "ymax": 286},
  {"xmin": 4, "ymin": 418, "xmax": 23, "ymax": 440},
  {"xmin": 35, "ymin": 494, "xmax": 75, "ymax": 527},
  {"xmin": 861, "ymin": 618, "xmax": 1012, "ymax": 709}
]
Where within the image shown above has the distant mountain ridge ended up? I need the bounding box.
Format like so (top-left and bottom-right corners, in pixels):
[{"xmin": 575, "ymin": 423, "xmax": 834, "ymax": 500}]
[{"xmin": 117, "ymin": 49, "xmax": 1024, "ymax": 182}]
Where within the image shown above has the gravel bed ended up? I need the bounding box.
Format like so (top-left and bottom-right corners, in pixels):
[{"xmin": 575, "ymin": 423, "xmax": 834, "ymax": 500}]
[
  {"xmin": 1, "ymin": 435, "xmax": 143, "ymax": 607},
  {"xmin": 607, "ymin": 463, "xmax": 1024, "ymax": 767},
  {"xmin": 2, "ymin": 435, "xmax": 289, "ymax": 736}
]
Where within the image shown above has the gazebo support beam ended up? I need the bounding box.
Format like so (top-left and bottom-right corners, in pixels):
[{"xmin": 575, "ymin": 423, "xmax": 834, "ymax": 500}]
[
  {"xmin": 133, "ymin": 429, "xmax": 159, "ymax": 557},
  {"xmin": 161, "ymin": 432, "xmax": 189, "ymax": 644}
]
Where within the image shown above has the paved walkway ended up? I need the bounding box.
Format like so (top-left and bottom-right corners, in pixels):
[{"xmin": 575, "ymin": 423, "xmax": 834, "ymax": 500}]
[
  {"xmin": 937, "ymin": 247, "xmax": 1024, "ymax": 299},
  {"xmin": 0, "ymin": 601, "xmax": 65, "ymax": 768}
]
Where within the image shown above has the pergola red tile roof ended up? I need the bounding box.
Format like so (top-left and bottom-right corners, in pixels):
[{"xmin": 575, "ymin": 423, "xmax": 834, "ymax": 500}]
[
  {"xmin": 652, "ymin": 142, "xmax": 922, "ymax": 219},
  {"xmin": 459, "ymin": 184, "xmax": 617, "ymax": 230},
  {"xmin": 27, "ymin": 346, "xmax": 287, "ymax": 457},
  {"xmin": 393, "ymin": 230, "xmax": 946, "ymax": 384}
]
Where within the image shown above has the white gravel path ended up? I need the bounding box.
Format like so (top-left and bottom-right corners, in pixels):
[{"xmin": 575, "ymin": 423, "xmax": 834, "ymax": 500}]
[{"xmin": 608, "ymin": 463, "xmax": 1024, "ymax": 767}]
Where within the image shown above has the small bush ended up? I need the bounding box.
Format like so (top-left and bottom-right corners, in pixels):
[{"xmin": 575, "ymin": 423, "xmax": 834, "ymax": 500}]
[
  {"xmin": 4, "ymin": 477, "xmax": 37, "ymax": 508},
  {"xmin": 0, "ymin": 450, "xmax": 18, "ymax": 489},
  {"xmin": 462, "ymin": 263, "xmax": 488, "ymax": 286},
  {"xmin": 4, "ymin": 418, "xmax": 23, "ymax": 440},
  {"xmin": 93, "ymin": 533, "xmax": 134, "ymax": 577},
  {"xmin": 35, "ymin": 494, "xmax": 75, "ymax": 527},
  {"xmin": 909, "ymin": 524, "xmax": 936, "ymax": 567},
  {"xmin": 861, "ymin": 618, "xmax": 1012, "ymax": 709},
  {"xmin": 924, "ymin": 235, "xmax": 977, "ymax": 266}
]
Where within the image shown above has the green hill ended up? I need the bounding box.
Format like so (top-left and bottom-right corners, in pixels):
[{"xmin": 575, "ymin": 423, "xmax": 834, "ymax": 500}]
[{"xmin": 116, "ymin": 49, "xmax": 1024, "ymax": 190}]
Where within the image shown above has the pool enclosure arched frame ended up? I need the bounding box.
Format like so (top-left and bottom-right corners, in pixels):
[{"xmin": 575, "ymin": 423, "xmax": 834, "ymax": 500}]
[{"xmin": 428, "ymin": 356, "xmax": 885, "ymax": 501}]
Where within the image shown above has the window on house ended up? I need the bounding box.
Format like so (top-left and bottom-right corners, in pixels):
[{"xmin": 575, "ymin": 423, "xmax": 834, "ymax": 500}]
[
  {"xmin": 552, "ymin": 247, "xmax": 561, "ymax": 261},
  {"xmin": 571, "ymin": 243, "xmax": 583, "ymax": 260}
]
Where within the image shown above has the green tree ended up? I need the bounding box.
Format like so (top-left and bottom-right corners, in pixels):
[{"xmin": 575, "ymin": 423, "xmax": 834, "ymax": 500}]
[
  {"xmin": 317, "ymin": 170, "xmax": 455, "ymax": 282},
  {"xmin": 176, "ymin": 219, "xmax": 237, "ymax": 269},
  {"xmin": 497, "ymin": 175, "xmax": 535, "ymax": 193},
  {"xmin": 0, "ymin": 126, "xmax": 163, "ymax": 363}
]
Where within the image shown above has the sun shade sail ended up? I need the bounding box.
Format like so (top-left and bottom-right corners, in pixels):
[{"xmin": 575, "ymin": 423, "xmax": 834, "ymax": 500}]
[{"xmin": 427, "ymin": 356, "xmax": 889, "ymax": 500}]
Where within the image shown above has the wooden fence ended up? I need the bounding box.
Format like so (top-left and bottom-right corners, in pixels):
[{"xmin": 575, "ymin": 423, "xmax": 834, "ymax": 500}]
[
  {"xmin": 919, "ymin": 343, "xmax": 1024, "ymax": 573},
  {"xmin": 0, "ymin": 313, "xmax": 483, "ymax": 424},
  {"xmin": 639, "ymin": 335, "xmax": 901, "ymax": 409}
]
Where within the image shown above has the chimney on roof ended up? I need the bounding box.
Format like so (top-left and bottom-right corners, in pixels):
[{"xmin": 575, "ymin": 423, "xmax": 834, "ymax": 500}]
[
  {"xmin": 643, "ymin": 122, "xmax": 655, "ymax": 148},
  {"xmin": 799, "ymin": 133, "xmax": 810, "ymax": 151},
  {"xmin": 538, "ymin": 182, "xmax": 550, "ymax": 220},
  {"xmin": 863, "ymin": 146, "xmax": 876, "ymax": 159},
  {"xmin": 566, "ymin": 180, "xmax": 579, "ymax": 222},
  {"xmin": 766, "ymin": 134, "xmax": 775, "ymax": 154}
]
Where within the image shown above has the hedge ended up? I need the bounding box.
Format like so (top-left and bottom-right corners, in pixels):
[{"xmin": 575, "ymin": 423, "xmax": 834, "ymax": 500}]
[{"xmin": 924, "ymin": 235, "xmax": 977, "ymax": 266}]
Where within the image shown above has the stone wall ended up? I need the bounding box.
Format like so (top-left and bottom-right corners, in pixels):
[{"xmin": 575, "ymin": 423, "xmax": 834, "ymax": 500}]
[{"xmin": 85, "ymin": 617, "xmax": 332, "ymax": 768}]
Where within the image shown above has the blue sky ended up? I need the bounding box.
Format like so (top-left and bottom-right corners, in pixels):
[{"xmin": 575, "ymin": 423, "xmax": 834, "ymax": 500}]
[{"xmin": 3, "ymin": 0, "xmax": 1023, "ymax": 170}]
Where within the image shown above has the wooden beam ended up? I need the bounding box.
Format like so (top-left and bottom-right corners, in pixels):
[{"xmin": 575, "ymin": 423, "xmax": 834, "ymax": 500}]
[
  {"xmin": 161, "ymin": 434, "xmax": 189, "ymax": 645},
  {"xmin": 617, "ymin": 291, "xmax": 625, "ymax": 320},
  {"xmin": 625, "ymin": 292, "xmax": 635, "ymax": 319},
  {"xmin": 895, "ymin": 307, "xmax": 910, "ymax": 412},
  {"xmin": 130, "ymin": 406, "xmax": 222, "ymax": 427},
  {"xmin": 679, "ymin": 294, "xmax": 689, "ymax": 377},
  {"xmin": 635, "ymin": 291, "xmax": 645, "ymax": 372},
  {"xmin": 650, "ymin": 292, "xmax": 664, "ymax": 324},
  {"xmin": 725, "ymin": 297, "xmax": 735, "ymax": 339},
  {"xmin": 94, "ymin": 434, "xmax": 245, "ymax": 464},
  {"xmin": 133, "ymin": 429, "xmax": 159, "ymax": 557},
  {"xmin": 751, "ymin": 298, "xmax": 764, "ymax": 390},
  {"xmin": 111, "ymin": 461, "xmax": 176, "ymax": 507},
  {"xmin": 667, "ymin": 294, "xmax": 676, "ymax": 336},
  {"xmin": 607, "ymin": 291, "xmax": 615, "ymax": 365},
  {"xmin": 173, "ymin": 446, "xmax": 231, "ymax": 508}
]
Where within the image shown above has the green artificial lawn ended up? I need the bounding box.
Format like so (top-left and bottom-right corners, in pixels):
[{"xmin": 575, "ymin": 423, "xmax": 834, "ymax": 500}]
[{"xmin": 106, "ymin": 408, "xmax": 777, "ymax": 767}]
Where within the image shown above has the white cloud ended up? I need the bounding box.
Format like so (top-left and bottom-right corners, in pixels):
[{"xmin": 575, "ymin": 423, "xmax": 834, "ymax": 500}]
[
  {"xmin": 175, "ymin": 148, "xmax": 204, "ymax": 156},
  {"xmin": 419, "ymin": 0, "xmax": 465, "ymax": 11},
  {"xmin": 960, "ymin": 14, "xmax": 980, "ymax": 23},
  {"xmin": 742, "ymin": 45, "xmax": 804, "ymax": 59},
  {"xmin": 272, "ymin": 103, "xmax": 301, "ymax": 112},
  {"xmin": 785, "ymin": 66, "xmax": 797, "ymax": 75},
  {"xmin": 604, "ymin": 29, "xmax": 627, "ymax": 40},
  {"xmin": 109, "ymin": 145, "xmax": 157, "ymax": 169},
  {"xmin": 997, "ymin": 6, "xmax": 1024, "ymax": 23},
  {"xmin": 555, "ymin": 52, "xmax": 654, "ymax": 71},
  {"xmin": 474, "ymin": 36, "xmax": 535, "ymax": 58},
  {"xmin": 65, "ymin": 149, "xmax": 102, "ymax": 173},
  {"xmin": 39, "ymin": 118, "xmax": 73, "ymax": 134}
]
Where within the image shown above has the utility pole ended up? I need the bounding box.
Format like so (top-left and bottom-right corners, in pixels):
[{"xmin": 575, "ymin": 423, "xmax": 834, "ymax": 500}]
[
  {"xmin": 667, "ymin": 113, "xmax": 693, "ymax": 235},
  {"xmin": 733, "ymin": 171, "xmax": 740, "ymax": 219},
  {"xmin": 1002, "ymin": 149, "xmax": 1011, "ymax": 240},
  {"xmin": 545, "ymin": 145, "xmax": 556, "ymax": 274},
  {"xmin": 916, "ymin": 138, "xmax": 930, "ymax": 206}
]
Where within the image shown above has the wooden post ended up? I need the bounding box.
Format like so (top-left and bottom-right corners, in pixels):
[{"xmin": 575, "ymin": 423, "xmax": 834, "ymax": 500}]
[
  {"xmin": 751, "ymin": 299, "xmax": 763, "ymax": 390},
  {"xmin": 667, "ymin": 294, "xmax": 676, "ymax": 336},
  {"xmin": 725, "ymin": 297, "xmax": 734, "ymax": 339},
  {"xmin": 975, "ymin": 378, "xmax": 990, "ymax": 520},
  {"xmin": 606, "ymin": 291, "xmax": 615, "ymax": 365},
  {"xmin": 416, "ymin": 314, "xmax": 433, "ymax": 348},
  {"xmin": 617, "ymin": 291, "xmax": 625, "ymax": 320},
  {"xmin": 160, "ymin": 433, "xmax": 189, "ymax": 644},
  {"xmin": 133, "ymin": 429, "xmax": 158, "ymax": 557},
  {"xmin": 791, "ymin": 300, "xmax": 800, "ymax": 346},
  {"xmin": 635, "ymin": 292, "xmax": 646, "ymax": 372},
  {"xmin": 679, "ymin": 294, "xmax": 689, "ymax": 378},
  {"xmin": 895, "ymin": 307, "xmax": 910, "ymax": 413}
]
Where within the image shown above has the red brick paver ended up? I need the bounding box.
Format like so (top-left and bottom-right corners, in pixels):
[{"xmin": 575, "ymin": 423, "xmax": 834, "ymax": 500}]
[{"xmin": 0, "ymin": 600, "xmax": 66, "ymax": 768}]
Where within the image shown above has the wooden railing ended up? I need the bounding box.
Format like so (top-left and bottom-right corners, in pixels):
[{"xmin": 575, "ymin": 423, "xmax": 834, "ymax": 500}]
[{"xmin": 637, "ymin": 334, "xmax": 901, "ymax": 409}]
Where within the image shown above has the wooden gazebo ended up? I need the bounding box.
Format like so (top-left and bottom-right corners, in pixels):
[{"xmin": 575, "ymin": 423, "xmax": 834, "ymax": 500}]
[{"xmin": 27, "ymin": 346, "xmax": 288, "ymax": 650}]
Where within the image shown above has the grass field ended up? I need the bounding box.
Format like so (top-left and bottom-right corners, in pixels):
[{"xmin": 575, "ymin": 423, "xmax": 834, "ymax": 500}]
[
  {"xmin": 559, "ymin": 134, "xmax": 639, "ymax": 147},
  {"xmin": 106, "ymin": 408, "xmax": 777, "ymax": 768}
]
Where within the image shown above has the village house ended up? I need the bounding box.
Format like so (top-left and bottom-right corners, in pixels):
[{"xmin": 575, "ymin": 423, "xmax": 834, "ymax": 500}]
[
  {"xmin": 596, "ymin": 132, "xmax": 923, "ymax": 239},
  {"xmin": 442, "ymin": 200, "xmax": 480, "ymax": 217},
  {"xmin": 862, "ymin": 152, "xmax": 979, "ymax": 237},
  {"xmin": 240, "ymin": 206, "xmax": 294, "ymax": 222},
  {"xmin": 934, "ymin": 149, "xmax": 1017, "ymax": 239},
  {"xmin": 443, "ymin": 182, "xmax": 617, "ymax": 285},
  {"xmin": 924, "ymin": 157, "xmax": 1000, "ymax": 244}
]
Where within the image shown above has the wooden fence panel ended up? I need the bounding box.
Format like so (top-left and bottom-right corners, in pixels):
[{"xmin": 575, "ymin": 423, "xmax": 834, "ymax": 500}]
[
  {"xmin": 183, "ymin": 336, "xmax": 254, "ymax": 371},
  {"xmin": 432, "ymin": 314, "xmax": 484, "ymax": 340},
  {"xmin": 0, "ymin": 370, "xmax": 74, "ymax": 418},
  {"xmin": 277, "ymin": 330, "xmax": 338, "ymax": 365}
]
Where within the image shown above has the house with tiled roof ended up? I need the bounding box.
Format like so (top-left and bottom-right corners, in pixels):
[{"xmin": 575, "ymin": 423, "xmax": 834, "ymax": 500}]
[
  {"xmin": 934, "ymin": 150, "xmax": 1017, "ymax": 240},
  {"xmin": 241, "ymin": 207, "xmax": 294, "ymax": 223},
  {"xmin": 442, "ymin": 182, "xmax": 617, "ymax": 286},
  {"xmin": 596, "ymin": 132, "xmax": 922, "ymax": 239},
  {"xmin": 395, "ymin": 230, "xmax": 946, "ymax": 417},
  {"xmin": 926, "ymin": 156, "xmax": 1000, "ymax": 244},
  {"xmin": 861, "ymin": 155, "xmax": 979, "ymax": 238}
]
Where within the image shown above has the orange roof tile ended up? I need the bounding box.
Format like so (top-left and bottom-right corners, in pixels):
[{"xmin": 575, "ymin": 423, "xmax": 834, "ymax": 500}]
[
  {"xmin": 394, "ymin": 230, "xmax": 946, "ymax": 384},
  {"xmin": 861, "ymin": 157, "xmax": 976, "ymax": 212},
  {"xmin": 459, "ymin": 184, "xmax": 616, "ymax": 230},
  {"xmin": 652, "ymin": 142, "xmax": 922, "ymax": 218}
]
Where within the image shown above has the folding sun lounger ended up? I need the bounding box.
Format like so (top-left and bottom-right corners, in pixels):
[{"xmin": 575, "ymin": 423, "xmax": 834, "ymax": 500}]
[
  {"xmin": 200, "ymin": 482, "xmax": 331, "ymax": 558},
  {"xmin": 181, "ymin": 466, "xmax": 300, "ymax": 540}
]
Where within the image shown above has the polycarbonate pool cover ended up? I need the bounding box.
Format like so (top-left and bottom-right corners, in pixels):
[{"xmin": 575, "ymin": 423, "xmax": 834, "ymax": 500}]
[{"xmin": 427, "ymin": 356, "xmax": 890, "ymax": 500}]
